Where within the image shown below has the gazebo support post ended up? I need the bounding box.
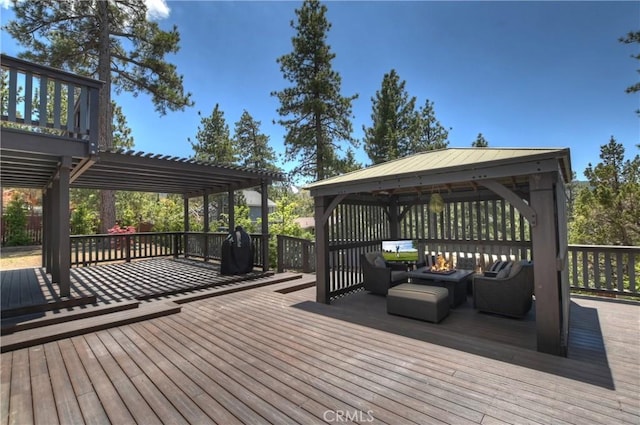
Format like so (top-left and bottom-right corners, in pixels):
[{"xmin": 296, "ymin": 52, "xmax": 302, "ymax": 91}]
[
  {"xmin": 314, "ymin": 195, "xmax": 331, "ymax": 303},
  {"xmin": 530, "ymin": 172, "xmax": 568, "ymax": 356},
  {"xmin": 42, "ymin": 189, "xmax": 49, "ymax": 271},
  {"xmin": 183, "ymin": 195, "xmax": 189, "ymax": 259},
  {"xmin": 228, "ymin": 189, "xmax": 235, "ymax": 231},
  {"xmin": 51, "ymin": 157, "xmax": 71, "ymax": 297},
  {"xmin": 261, "ymin": 180, "xmax": 269, "ymax": 271},
  {"xmin": 203, "ymin": 190, "xmax": 209, "ymax": 261},
  {"xmin": 51, "ymin": 175, "xmax": 60, "ymax": 284}
]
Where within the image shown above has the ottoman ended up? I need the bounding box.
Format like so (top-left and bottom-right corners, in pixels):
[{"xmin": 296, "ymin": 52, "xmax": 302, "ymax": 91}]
[{"xmin": 387, "ymin": 283, "xmax": 450, "ymax": 323}]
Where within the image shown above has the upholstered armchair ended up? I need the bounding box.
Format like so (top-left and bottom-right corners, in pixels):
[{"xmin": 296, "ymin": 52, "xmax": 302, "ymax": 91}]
[
  {"xmin": 473, "ymin": 260, "xmax": 534, "ymax": 318},
  {"xmin": 361, "ymin": 252, "xmax": 408, "ymax": 295}
]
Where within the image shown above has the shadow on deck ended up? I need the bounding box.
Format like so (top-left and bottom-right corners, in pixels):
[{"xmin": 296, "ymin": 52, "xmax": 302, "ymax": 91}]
[
  {"xmin": 0, "ymin": 258, "xmax": 314, "ymax": 351},
  {"xmin": 291, "ymin": 288, "xmax": 638, "ymax": 390}
]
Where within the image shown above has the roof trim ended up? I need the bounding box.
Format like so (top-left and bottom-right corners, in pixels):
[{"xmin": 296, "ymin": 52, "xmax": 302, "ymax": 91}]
[{"xmin": 305, "ymin": 148, "xmax": 571, "ymax": 197}]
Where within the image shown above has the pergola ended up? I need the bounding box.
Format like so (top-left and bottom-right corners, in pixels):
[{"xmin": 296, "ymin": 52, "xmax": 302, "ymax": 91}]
[
  {"xmin": 306, "ymin": 147, "xmax": 572, "ymax": 356},
  {"xmin": 1, "ymin": 54, "xmax": 284, "ymax": 299}
]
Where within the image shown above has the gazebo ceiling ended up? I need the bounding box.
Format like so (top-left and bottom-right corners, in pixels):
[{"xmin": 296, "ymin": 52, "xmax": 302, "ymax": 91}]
[{"xmin": 305, "ymin": 147, "xmax": 571, "ymax": 198}]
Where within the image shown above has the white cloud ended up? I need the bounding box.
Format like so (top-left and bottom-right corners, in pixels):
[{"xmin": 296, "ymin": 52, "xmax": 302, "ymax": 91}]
[
  {"xmin": 1, "ymin": 0, "xmax": 14, "ymax": 9},
  {"xmin": 145, "ymin": 0, "xmax": 170, "ymax": 20}
]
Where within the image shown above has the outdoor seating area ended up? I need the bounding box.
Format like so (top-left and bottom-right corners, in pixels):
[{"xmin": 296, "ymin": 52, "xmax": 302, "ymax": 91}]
[{"xmin": 363, "ymin": 252, "xmax": 536, "ymax": 323}]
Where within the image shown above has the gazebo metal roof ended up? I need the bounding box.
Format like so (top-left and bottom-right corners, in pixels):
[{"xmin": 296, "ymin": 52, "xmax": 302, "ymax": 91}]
[{"xmin": 305, "ymin": 147, "xmax": 571, "ymax": 197}]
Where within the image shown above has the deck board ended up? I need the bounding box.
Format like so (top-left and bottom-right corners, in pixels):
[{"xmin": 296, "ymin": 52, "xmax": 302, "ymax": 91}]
[{"xmin": 1, "ymin": 259, "xmax": 639, "ymax": 424}]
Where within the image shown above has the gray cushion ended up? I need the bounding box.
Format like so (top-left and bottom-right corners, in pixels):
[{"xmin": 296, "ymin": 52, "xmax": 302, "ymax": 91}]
[
  {"xmin": 489, "ymin": 260, "xmax": 511, "ymax": 272},
  {"xmin": 508, "ymin": 260, "xmax": 523, "ymax": 278},
  {"xmin": 387, "ymin": 283, "xmax": 450, "ymax": 323},
  {"xmin": 373, "ymin": 256, "xmax": 386, "ymax": 268},
  {"xmin": 391, "ymin": 270, "xmax": 408, "ymax": 283}
]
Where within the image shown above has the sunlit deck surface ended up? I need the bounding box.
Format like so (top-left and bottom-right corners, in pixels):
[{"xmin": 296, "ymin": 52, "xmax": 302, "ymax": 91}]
[{"xmin": 1, "ymin": 260, "xmax": 639, "ymax": 424}]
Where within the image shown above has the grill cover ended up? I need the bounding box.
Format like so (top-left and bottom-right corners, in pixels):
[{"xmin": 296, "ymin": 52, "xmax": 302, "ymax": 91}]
[{"xmin": 220, "ymin": 226, "xmax": 253, "ymax": 275}]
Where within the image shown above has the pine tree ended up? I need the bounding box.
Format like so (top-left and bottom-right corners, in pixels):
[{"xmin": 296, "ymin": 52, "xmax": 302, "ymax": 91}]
[
  {"xmin": 272, "ymin": 0, "xmax": 358, "ymax": 181},
  {"xmin": 112, "ymin": 102, "xmax": 134, "ymax": 149},
  {"xmin": 570, "ymin": 136, "xmax": 640, "ymax": 245},
  {"xmin": 233, "ymin": 110, "xmax": 278, "ymax": 170},
  {"xmin": 363, "ymin": 69, "xmax": 417, "ymax": 164},
  {"xmin": 5, "ymin": 0, "xmax": 193, "ymax": 232},
  {"xmin": 190, "ymin": 104, "xmax": 237, "ymax": 165},
  {"xmin": 472, "ymin": 133, "xmax": 489, "ymax": 147},
  {"xmin": 413, "ymin": 99, "xmax": 450, "ymax": 151},
  {"xmin": 619, "ymin": 31, "xmax": 640, "ymax": 116}
]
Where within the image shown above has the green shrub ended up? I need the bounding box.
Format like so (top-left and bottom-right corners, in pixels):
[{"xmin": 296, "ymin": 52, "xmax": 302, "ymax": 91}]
[{"xmin": 3, "ymin": 194, "xmax": 31, "ymax": 246}]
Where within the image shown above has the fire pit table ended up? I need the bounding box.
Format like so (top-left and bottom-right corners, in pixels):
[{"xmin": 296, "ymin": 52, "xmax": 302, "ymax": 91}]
[{"xmin": 407, "ymin": 267, "xmax": 475, "ymax": 308}]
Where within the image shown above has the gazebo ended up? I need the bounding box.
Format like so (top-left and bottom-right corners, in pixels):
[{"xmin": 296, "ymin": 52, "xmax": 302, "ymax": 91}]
[{"xmin": 306, "ymin": 147, "xmax": 572, "ymax": 356}]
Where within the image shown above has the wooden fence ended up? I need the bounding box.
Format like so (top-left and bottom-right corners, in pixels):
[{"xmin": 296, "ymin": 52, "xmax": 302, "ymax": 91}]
[{"xmin": 1, "ymin": 215, "xmax": 42, "ymax": 246}]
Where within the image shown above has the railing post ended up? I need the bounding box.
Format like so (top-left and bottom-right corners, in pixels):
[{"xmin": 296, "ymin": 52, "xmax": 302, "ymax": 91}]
[
  {"xmin": 173, "ymin": 233, "xmax": 179, "ymax": 258},
  {"xmin": 125, "ymin": 234, "xmax": 131, "ymax": 263},
  {"xmin": 302, "ymin": 240, "xmax": 310, "ymax": 273},
  {"xmin": 277, "ymin": 235, "xmax": 284, "ymax": 273}
]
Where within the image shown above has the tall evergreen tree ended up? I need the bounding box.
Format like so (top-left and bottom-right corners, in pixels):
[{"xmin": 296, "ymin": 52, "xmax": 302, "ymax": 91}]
[
  {"xmin": 413, "ymin": 99, "xmax": 450, "ymax": 151},
  {"xmin": 233, "ymin": 110, "xmax": 278, "ymax": 170},
  {"xmin": 363, "ymin": 69, "xmax": 417, "ymax": 164},
  {"xmin": 5, "ymin": 0, "xmax": 193, "ymax": 232},
  {"xmin": 272, "ymin": 0, "xmax": 358, "ymax": 181},
  {"xmin": 619, "ymin": 31, "xmax": 640, "ymax": 116},
  {"xmin": 472, "ymin": 133, "xmax": 489, "ymax": 147},
  {"xmin": 190, "ymin": 104, "xmax": 237, "ymax": 165}
]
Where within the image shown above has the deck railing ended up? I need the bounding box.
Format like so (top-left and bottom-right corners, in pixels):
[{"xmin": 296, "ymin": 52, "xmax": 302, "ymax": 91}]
[
  {"xmin": 568, "ymin": 244, "xmax": 638, "ymax": 297},
  {"xmin": 323, "ymin": 240, "xmax": 639, "ymax": 299},
  {"xmin": 70, "ymin": 232, "xmax": 181, "ymax": 266},
  {"xmin": 184, "ymin": 231, "xmax": 264, "ymax": 267},
  {"xmin": 276, "ymin": 235, "xmax": 315, "ymax": 273},
  {"xmin": 1, "ymin": 54, "xmax": 101, "ymax": 150},
  {"xmin": 67, "ymin": 233, "xmax": 639, "ymax": 298},
  {"xmin": 70, "ymin": 231, "xmax": 267, "ymax": 268}
]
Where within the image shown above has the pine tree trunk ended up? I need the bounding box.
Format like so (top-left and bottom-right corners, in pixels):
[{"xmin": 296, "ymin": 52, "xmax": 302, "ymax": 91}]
[{"xmin": 97, "ymin": 1, "xmax": 115, "ymax": 233}]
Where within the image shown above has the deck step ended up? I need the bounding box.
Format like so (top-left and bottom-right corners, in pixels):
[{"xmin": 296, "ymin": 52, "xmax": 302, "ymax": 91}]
[
  {"xmin": 168, "ymin": 272, "xmax": 304, "ymax": 304},
  {"xmin": 0, "ymin": 301, "xmax": 181, "ymax": 353},
  {"xmin": 271, "ymin": 275, "xmax": 317, "ymax": 293},
  {"xmin": 1, "ymin": 294, "xmax": 97, "ymax": 319},
  {"xmin": 134, "ymin": 270, "xmax": 276, "ymax": 301},
  {"xmin": 1, "ymin": 300, "xmax": 140, "ymax": 335}
]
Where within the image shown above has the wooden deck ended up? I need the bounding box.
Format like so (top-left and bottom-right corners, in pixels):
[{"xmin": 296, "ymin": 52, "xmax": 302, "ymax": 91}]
[{"xmin": 1, "ymin": 259, "xmax": 638, "ymax": 424}]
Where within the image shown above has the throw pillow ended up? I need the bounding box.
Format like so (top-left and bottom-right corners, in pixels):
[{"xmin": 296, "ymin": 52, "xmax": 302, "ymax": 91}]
[
  {"xmin": 489, "ymin": 260, "xmax": 510, "ymax": 272},
  {"xmin": 496, "ymin": 264, "xmax": 512, "ymax": 278},
  {"xmin": 508, "ymin": 260, "xmax": 523, "ymax": 278},
  {"xmin": 373, "ymin": 256, "xmax": 386, "ymax": 268}
]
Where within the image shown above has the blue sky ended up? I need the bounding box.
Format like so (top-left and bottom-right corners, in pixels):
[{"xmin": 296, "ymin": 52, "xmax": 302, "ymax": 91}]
[{"xmin": 1, "ymin": 1, "xmax": 638, "ymax": 180}]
